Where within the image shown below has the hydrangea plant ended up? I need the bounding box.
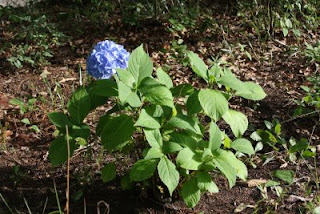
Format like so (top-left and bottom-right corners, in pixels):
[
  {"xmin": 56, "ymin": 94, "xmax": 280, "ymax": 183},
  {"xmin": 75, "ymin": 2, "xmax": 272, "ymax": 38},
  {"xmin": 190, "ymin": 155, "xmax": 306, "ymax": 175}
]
[
  {"xmin": 86, "ymin": 40, "xmax": 130, "ymax": 79},
  {"xmin": 48, "ymin": 43, "xmax": 267, "ymax": 208}
]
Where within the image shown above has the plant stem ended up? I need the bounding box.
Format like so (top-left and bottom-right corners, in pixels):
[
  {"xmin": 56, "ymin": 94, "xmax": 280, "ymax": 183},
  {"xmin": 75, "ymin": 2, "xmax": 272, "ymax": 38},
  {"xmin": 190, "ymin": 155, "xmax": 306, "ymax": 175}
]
[{"xmin": 65, "ymin": 125, "xmax": 70, "ymax": 214}]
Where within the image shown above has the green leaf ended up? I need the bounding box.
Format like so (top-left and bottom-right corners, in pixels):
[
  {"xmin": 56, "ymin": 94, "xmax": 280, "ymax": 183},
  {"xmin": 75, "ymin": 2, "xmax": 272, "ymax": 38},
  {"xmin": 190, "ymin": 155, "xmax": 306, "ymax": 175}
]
[
  {"xmin": 301, "ymin": 150, "xmax": 316, "ymax": 158},
  {"xmin": 130, "ymin": 159, "xmax": 158, "ymax": 181},
  {"xmin": 128, "ymin": 45, "xmax": 153, "ymax": 86},
  {"xmin": 101, "ymin": 162, "xmax": 116, "ymax": 183},
  {"xmin": 188, "ymin": 51, "xmax": 208, "ymax": 82},
  {"xmin": 156, "ymin": 67, "xmax": 173, "ymax": 89},
  {"xmin": 96, "ymin": 115, "xmax": 109, "ymax": 136},
  {"xmin": 144, "ymin": 105, "xmax": 164, "ymax": 118},
  {"xmin": 117, "ymin": 68, "xmax": 135, "ymax": 88},
  {"xmin": 134, "ymin": 109, "xmax": 160, "ymax": 129},
  {"xmin": 67, "ymin": 88, "xmax": 91, "ymax": 124},
  {"xmin": 144, "ymin": 129, "xmax": 163, "ymax": 148},
  {"xmin": 171, "ymin": 84, "xmax": 194, "ymax": 97},
  {"xmin": 162, "ymin": 141, "xmax": 183, "ymax": 154},
  {"xmin": 274, "ymin": 122, "xmax": 281, "ymax": 135},
  {"xmin": 273, "ymin": 170, "xmax": 294, "ymax": 184},
  {"xmin": 48, "ymin": 112, "xmax": 72, "ymax": 129},
  {"xmin": 9, "ymin": 98, "xmax": 24, "ymax": 107},
  {"xmin": 69, "ymin": 124, "xmax": 90, "ymax": 139},
  {"xmin": 212, "ymin": 151, "xmax": 237, "ymax": 187},
  {"xmin": 198, "ymin": 89, "xmax": 228, "ymax": 121},
  {"xmin": 180, "ymin": 176, "xmax": 201, "ymax": 208},
  {"xmin": 167, "ymin": 114, "xmax": 202, "ymax": 136},
  {"xmin": 218, "ymin": 70, "xmax": 244, "ymax": 90},
  {"xmin": 222, "ymin": 109, "xmax": 248, "ymax": 138},
  {"xmin": 231, "ymin": 138, "xmax": 255, "ymax": 155},
  {"xmin": 256, "ymin": 129, "xmax": 278, "ymax": 143},
  {"xmin": 118, "ymin": 81, "xmax": 141, "ymax": 107},
  {"xmin": 209, "ymin": 122, "xmax": 222, "ymax": 151},
  {"xmin": 176, "ymin": 148, "xmax": 202, "ymax": 170},
  {"xmin": 30, "ymin": 125, "xmax": 40, "ymax": 133},
  {"xmin": 235, "ymin": 82, "xmax": 266, "ymax": 101},
  {"xmin": 264, "ymin": 120, "xmax": 273, "ymax": 130},
  {"xmin": 88, "ymin": 79, "xmax": 117, "ymax": 97},
  {"xmin": 186, "ymin": 90, "xmax": 202, "ymax": 115},
  {"xmin": 144, "ymin": 147, "xmax": 164, "ymax": 159},
  {"xmin": 101, "ymin": 115, "xmax": 134, "ymax": 151},
  {"xmin": 170, "ymin": 132, "xmax": 198, "ymax": 151},
  {"xmin": 157, "ymin": 156, "xmax": 179, "ymax": 196},
  {"xmin": 49, "ymin": 136, "xmax": 76, "ymax": 167},
  {"xmin": 139, "ymin": 77, "xmax": 174, "ymax": 108},
  {"xmin": 213, "ymin": 149, "xmax": 248, "ymax": 187},
  {"xmin": 289, "ymin": 138, "xmax": 309, "ymax": 153},
  {"xmin": 21, "ymin": 118, "xmax": 30, "ymax": 125},
  {"xmin": 218, "ymin": 70, "xmax": 266, "ymax": 101},
  {"xmin": 196, "ymin": 172, "xmax": 219, "ymax": 193}
]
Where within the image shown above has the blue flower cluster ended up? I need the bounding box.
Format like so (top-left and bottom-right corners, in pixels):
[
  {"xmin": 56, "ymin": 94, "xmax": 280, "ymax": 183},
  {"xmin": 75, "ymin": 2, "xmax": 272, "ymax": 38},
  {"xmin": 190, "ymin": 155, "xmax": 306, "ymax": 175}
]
[{"xmin": 87, "ymin": 40, "xmax": 130, "ymax": 79}]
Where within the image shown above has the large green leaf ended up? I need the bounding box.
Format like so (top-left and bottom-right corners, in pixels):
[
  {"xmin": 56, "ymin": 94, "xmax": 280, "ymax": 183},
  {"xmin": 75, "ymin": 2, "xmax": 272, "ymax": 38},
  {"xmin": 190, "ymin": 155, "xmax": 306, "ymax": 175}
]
[
  {"xmin": 88, "ymin": 79, "xmax": 117, "ymax": 97},
  {"xmin": 235, "ymin": 82, "xmax": 266, "ymax": 101},
  {"xmin": 231, "ymin": 138, "xmax": 255, "ymax": 155},
  {"xmin": 139, "ymin": 77, "xmax": 174, "ymax": 108},
  {"xmin": 218, "ymin": 69, "xmax": 243, "ymax": 90},
  {"xmin": 128, "ymin": 45, "xmax": 153, "ymax": 86},
  {"xmin": 130, "ymin": 159, "xmax": 158, "ymax": 181},
  {"xmin": 144, "ymin": 129, "xmax": 163, "ymax": 148},
  {"xmin": 162, "ymin": 141, "xmax": 183, "ymax": 154},
  {"xmin": 289, "ymin": 138, "xmax": 309, "ymax": 153},
  {"xmin": 117, "ymin": 68, "xmax": 135, "ymax": 88},
  {"xmin": 198, "ymin": 89, "xmax": 228, "ymax": 121},
  {"xmin": 67, "ymin": 88, "xmax": 91, "ymax": 124},
  {"xmin": 169, "ymin": 132, "xmax": 198, "ymax": 151},
  {"xmin": 167, "ymin": 114, "xmax": 202, "ymax": 136},
  {"xmin": 49, "ymin": 136, "xmax": 76, "ymax": 167},
  {"xmin": 180, "ymin": 176, "xmax": 201, "ymax": 208},
  {"xmin": 157, "ymin": 156, "xmax": 179, "ymax": 196},
  {"xmin": 144, "ymin": 147, "xmax": 164, "ymax": 159},
  {"xmin": 101, "ymin": 115, "xmax": 134, "ymax": 151},
  {"xmin": 70, "ymin": 124, "xmax": 90, "ymax": 139},
  {"xmin": 117, "ymin": 81, "xmax": 141, "ymax": 107},
  {"xmin": 156, "ymin": 67, "xmax": 173, "ymax": 89},
  {"xmin": 218, "ymin": 70, "xmax": 266, "ymax": 101},
  {"xmin": 188, "ymin": 51, "xmax": 208, "ymax": 82},
  {"xmin": 222, "ymin": 109, "xmax": 248, "ymax": 138},
  {"xmin": 48, "ymin": 112, "xmax": 72, "ymax": 129},
  {"xmin": 213, "ymin": 149, "xmax": 248, "ymax": 187},
  {"xmin": 212, "ymin": 150, "xmax": 237, "ymax": 187},
  {"xmin": 134, "ymin": 109, "xmax": 160, "ymax": 129},
  {"xmin": 101, "ymin": 162, "xmax": 116, "ymax": 183},
  {"xmin": 196, "ymin": 172, "xmax": 219, "ymax": 193},
  {"xmin": 273, "ymin": 170, "xmax": 294, "ymax": 184},
  {"xmin": 176, "ymin": 148, "xmax": 202, "ymax": 170},
  {"xmin": 186, "ymin": 90, "xmax": 202, "ymax": 115},
  {"xmin": 171, "ymin": 84, "xmax": 194, "ymax": 97},
  {"xmin": 209, "ymin": 122, "xmax": 222, "ymax": 151}
]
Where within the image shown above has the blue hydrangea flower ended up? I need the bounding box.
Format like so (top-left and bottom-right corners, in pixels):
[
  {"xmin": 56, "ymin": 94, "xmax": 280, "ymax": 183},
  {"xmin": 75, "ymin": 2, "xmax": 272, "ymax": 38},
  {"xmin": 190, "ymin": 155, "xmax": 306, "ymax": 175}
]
[{"xmin": 86, "ymin": 40, "xmax": 130, "ymax": 79}]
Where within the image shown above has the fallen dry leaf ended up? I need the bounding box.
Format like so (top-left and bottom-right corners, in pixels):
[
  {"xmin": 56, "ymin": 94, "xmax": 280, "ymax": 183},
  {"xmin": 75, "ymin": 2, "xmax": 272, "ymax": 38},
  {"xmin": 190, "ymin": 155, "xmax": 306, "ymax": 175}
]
[
  {"xmin": 247, "ymin": 179, "xmax": 268, "ymax": 187},
  {"xmin": 287, "ymin": 195, "xmax": 311, "ymax": 203}
]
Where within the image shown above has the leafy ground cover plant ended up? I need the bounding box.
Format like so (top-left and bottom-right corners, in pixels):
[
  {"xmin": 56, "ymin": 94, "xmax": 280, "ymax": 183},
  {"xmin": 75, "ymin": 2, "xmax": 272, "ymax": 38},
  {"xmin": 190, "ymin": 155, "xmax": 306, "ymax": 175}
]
[
  {"xmin": 0, "ymin": 7, "xmax": 67, "ymax": 68},
  {"xmin": 250, "ymin": 119, "xmax": 317, "ymax": 161},
  {"xmin": 48, "ymin": 41, "xmax": 266, "ymax": 208},
  {"xmin": 304, "ymin": 41, "xmax": 320, "ymax": 63},
  {"xmin": 294, "ymin": 74, "xmax": 320, "ymax": 118}
]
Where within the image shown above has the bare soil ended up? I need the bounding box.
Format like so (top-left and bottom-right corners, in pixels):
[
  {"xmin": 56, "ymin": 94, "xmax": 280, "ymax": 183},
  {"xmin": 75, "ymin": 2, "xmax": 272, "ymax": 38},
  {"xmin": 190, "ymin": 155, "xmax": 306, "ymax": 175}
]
[{"xmin": 0, "ymin": 1, "xmax": 319, "ymax": 213}]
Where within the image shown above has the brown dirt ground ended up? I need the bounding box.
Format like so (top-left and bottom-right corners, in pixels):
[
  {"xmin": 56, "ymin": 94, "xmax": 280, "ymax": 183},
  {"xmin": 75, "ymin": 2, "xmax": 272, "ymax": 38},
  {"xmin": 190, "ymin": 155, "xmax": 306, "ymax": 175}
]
[{"xmin": 0, "ymin": 1, "xmax": 319, "ymax": 214}]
